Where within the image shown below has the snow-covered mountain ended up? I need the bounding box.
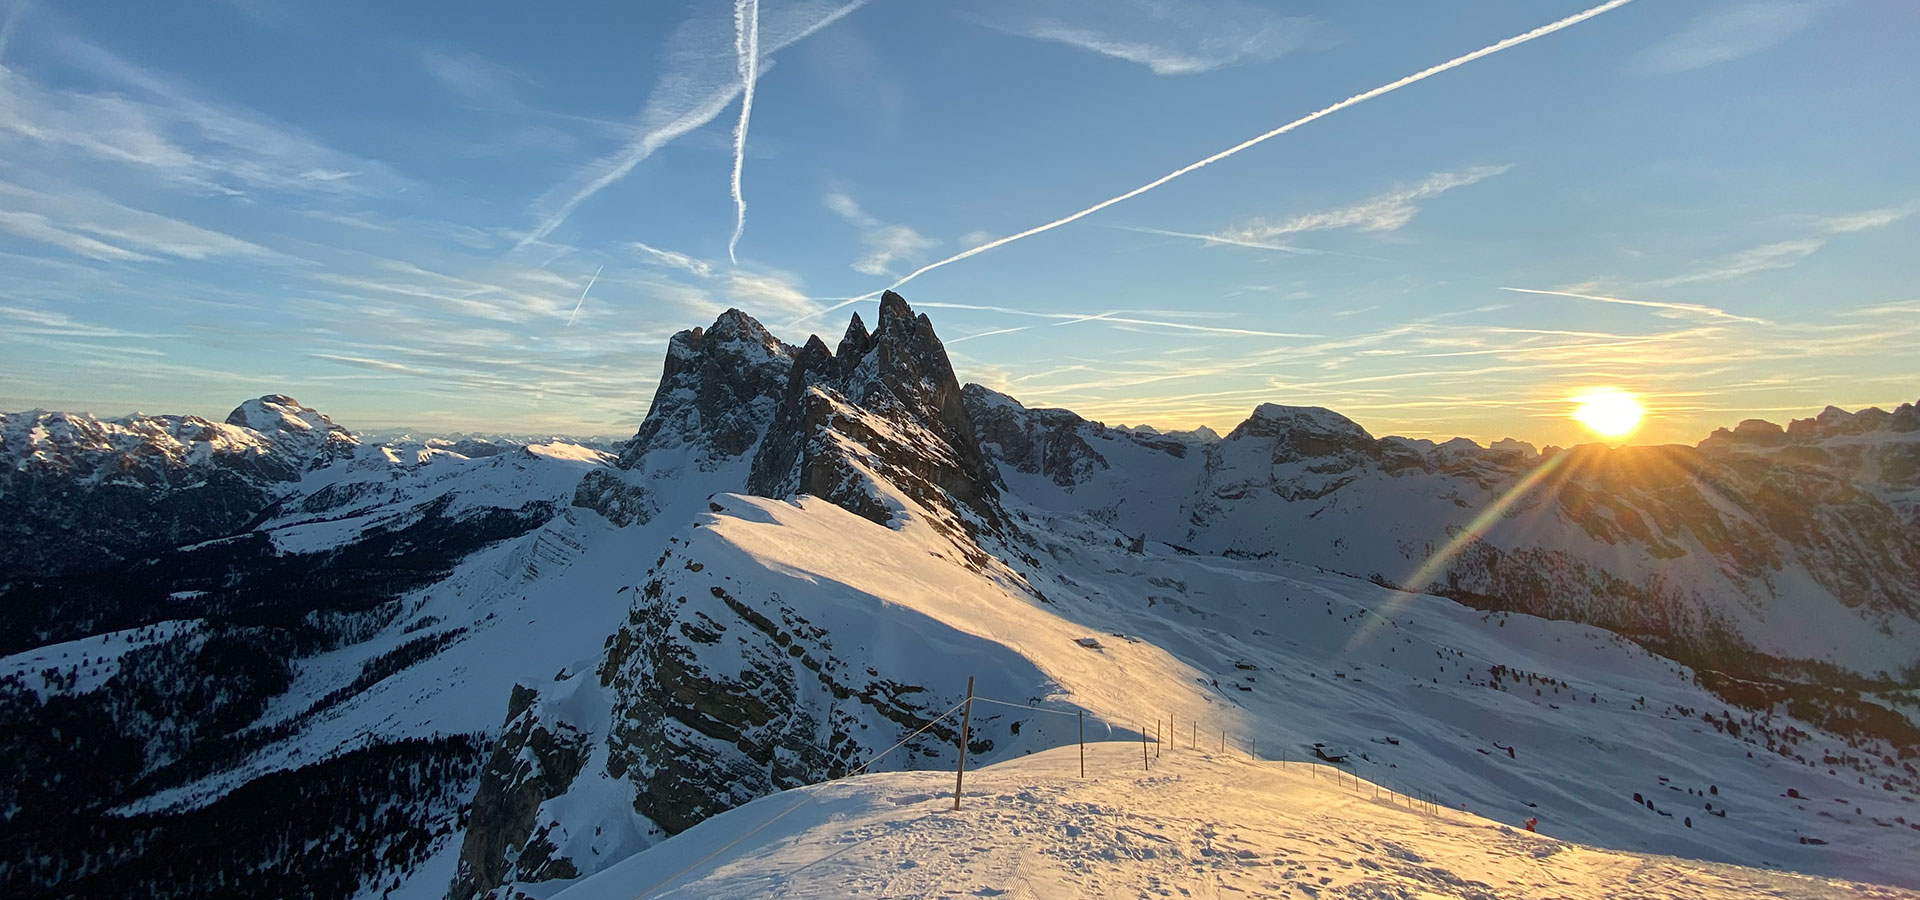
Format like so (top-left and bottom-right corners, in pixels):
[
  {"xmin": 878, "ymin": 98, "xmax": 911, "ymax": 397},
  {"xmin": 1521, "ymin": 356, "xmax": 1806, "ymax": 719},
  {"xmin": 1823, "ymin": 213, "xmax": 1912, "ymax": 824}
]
[
  {"xmin": 968, "ymin": 386, "xmax": 1920, "ymax": 680},
  {"xmin": 0, "ymin": 395, "xmax": 357, "ymax": 579},
  {"xmin": 2, "ymin": 294, "xmax": 1917, "ymax": 900}
]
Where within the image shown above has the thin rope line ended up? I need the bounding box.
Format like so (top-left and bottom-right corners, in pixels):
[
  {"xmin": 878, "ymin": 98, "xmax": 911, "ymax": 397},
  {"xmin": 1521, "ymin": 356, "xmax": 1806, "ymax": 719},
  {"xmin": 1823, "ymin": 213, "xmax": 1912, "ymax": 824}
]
[
  {"xmin": 969, "ymin": 695, "xmax": 1082, "ymax": 717},
  {"xmin": 845, "ymin": 697, "xmax": 971, "ymax": 776}
]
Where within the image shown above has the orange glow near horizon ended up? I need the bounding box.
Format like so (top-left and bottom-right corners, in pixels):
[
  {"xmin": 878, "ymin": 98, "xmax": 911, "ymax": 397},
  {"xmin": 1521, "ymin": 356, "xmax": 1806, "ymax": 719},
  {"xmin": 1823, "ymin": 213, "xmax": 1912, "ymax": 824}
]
[{"xmin": 1570, "ymin": 388, "xmax": 1644, "ymax": 441}]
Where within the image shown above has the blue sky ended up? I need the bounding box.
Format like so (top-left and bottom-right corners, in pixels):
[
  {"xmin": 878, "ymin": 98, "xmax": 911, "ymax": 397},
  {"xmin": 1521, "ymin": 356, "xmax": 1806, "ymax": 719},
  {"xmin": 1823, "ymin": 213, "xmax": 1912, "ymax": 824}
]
[{"xmin": 0, "ymin": 0, "xmax": 1914, "ymax": 446}]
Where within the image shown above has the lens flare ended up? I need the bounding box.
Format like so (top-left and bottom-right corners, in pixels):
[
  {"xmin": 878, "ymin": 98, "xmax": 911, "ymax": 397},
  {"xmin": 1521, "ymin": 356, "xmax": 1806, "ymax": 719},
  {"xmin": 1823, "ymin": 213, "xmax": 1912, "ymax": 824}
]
[{"xmin": 1571, "ymin": 388, "xmax": 1643, "ymax": 439}]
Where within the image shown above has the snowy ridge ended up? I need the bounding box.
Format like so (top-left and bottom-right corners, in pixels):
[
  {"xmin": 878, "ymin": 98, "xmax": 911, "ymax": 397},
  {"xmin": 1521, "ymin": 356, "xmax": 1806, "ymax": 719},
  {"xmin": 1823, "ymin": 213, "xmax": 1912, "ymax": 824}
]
[{"xmin": 551, "ymin": 745, "xmax": 1918, "ymax": 900}]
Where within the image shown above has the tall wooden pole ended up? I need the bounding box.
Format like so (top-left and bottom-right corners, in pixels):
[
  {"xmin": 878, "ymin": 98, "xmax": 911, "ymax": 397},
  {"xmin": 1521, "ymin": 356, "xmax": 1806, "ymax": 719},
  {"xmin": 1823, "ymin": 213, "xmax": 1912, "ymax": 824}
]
[
  {"xmin": 952, "ymin": 676, "xmax": 974, "ymax": 811},
  {"xmin": 1141, "ymin": 723, "xmax": 1148, "ymax": 770},
  {"xmin": 1077, "ymin": 710, "xmax": 1085, "ymax": 778}
]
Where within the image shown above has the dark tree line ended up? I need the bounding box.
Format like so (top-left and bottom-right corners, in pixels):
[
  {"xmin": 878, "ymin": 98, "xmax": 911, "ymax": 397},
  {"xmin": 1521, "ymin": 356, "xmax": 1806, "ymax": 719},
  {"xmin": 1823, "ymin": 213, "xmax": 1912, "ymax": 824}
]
[{"xmin": 0, "ymin": 735, "xmax": 486, "ymax": 900}]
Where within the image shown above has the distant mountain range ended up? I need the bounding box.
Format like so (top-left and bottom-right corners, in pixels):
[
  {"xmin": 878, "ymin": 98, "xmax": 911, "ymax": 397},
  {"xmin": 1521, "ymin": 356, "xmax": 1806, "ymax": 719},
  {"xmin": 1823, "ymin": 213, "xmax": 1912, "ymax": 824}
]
[{"xmin": 3, "ymin": 292, "xmax": 1916, "ymax": 899}]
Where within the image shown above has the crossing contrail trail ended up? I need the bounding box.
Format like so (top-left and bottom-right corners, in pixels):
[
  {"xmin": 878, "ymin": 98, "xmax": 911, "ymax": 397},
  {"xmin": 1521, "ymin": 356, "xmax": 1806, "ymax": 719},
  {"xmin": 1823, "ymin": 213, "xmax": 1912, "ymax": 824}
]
[
  {"xmin": 728, "ymin": 0, "xmax": 762, "ymax": 264},
  {"xmin": 566, "ymin": 264, "xmax": 604, "ymax": 327},
  {"xmin": 518, "ymin": 0, "xmax": 866, "ymax": 251},
  {"xmin": 798, "ymin": 0, "xmax": 1636, "ymax": 324}
]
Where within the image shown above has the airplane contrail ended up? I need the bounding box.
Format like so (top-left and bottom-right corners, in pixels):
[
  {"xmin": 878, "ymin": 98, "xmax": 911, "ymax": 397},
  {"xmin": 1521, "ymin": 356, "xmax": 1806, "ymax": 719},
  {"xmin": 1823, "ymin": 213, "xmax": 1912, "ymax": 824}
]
[
  {"xmin": 728, "ymin": 0, "xmax": 762, "ymax": 264},
  {"xmin": 1499, "ymin": 287, "xmax": 1772, "ymax": 325},
  {"xmin": 1113, "ymin": 225, "xmax": 1394, "ymax": 262},
  {"xmin": 518, "ymin": 0, "xmax": 866, "ymax": 251},
  {"xmin": 566, "ymin": 264, "xmax": 604, "ymax": 327},
  {"xmin": 797, "ymin": 0, "xmax": 1636, "ymax": 324}
]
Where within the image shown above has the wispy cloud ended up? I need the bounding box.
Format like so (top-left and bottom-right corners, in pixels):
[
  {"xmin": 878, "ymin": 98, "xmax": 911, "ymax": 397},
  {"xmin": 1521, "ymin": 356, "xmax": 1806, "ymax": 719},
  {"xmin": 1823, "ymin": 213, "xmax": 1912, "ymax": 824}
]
[
  {"xmin": 519, "ymin": 0, "xmax": 865, "ymax": 250},
  {"xmin": 1821, "ymin": 207, "xmax": 1909, "ymax": 234},
  {"xmin": 824, "ymin": 190, "xmax": 938, "ymax": 277},
  {"xmin": 1842, "ymin": 300, "xmax": 1920, "ymax": 318},
  {"xmin": 723, "ymin": 270, "xmax": 822, "ymax": 319},
  {"xmin": 1646, "ymin": 207, "xmax": 1906, "ymax": 286},
  {"xmin": 0, "ymin": 179, "xmax": 287, "ymax": 262},
  {"xmin": 1500, "ymin": 286, "xmax": 1771, "ymax": 325},
  {"xmin": 629, "ymin": 240, "xmax": 714, "ymax": 279},
  {"xmin": 416, "ymin": 47, "xmax": 533, "ymax": 105},
  {"xmin": 0, "ymin": 303, "xmax": 161, "ymax": 338},
  {"xmin": 1218, "ymin": 165, "xmax": 1512, "ymax": 244},
  {"xmin": 0, "ymin": 211, "xmax": 156, "ymax": 262},
  {"xmin": 1633, "ymin": 1, "xmax": 1824, "ymax": 74},
  {"xmin": 1648, "ymin": 239, "xmax": 1823, "ymax": 286},
  {"xmin": 1, "ymin": 35, "xmax": 397, "ymax": 197},
  {"xmin": 968, "ymin": 0, "xmax": 1321, "ymax": 75}
]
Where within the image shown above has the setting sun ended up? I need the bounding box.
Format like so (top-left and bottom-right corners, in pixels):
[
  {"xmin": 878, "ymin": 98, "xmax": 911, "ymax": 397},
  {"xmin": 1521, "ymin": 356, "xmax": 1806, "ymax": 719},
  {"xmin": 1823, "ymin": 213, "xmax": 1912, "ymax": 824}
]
[{"xmin": 1571, "ymin": 388, "xmax": 1644, "ymax": 439}]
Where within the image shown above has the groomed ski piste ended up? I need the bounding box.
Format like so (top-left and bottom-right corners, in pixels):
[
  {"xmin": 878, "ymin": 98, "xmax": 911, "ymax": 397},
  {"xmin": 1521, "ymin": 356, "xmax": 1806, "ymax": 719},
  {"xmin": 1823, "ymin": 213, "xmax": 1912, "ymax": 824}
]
[{"xmin": 552, "ymin": 744, "xmax": 1919, "ymax": 900}]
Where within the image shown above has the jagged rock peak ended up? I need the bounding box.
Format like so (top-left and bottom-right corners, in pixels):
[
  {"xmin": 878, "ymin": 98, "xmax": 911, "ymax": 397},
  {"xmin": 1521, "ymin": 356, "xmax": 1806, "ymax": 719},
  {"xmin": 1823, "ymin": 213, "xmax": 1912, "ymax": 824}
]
[
  {"xmin": 707, "ymin": 307, "xmax": 782, "ymax": 345},
  {"xmin": 620, "ymin": 309, "xmax": 798, "ymax": 469},
  {"xmin": 851, "ymin": 290, "xmax": 965, "ymax": 410},
  {"xmin": 663, "ymin": 308, "xmax": 790, "ymax": 377},
  {"xmin": 876, "ymin": 288, "xmax": 914, "ymax": 327},
  {"xmin": 744, "ymin": 290, "xmax": 1005, "ymax": 531},
  {"xmin": 837, "ymin": 311, "xmax": 873, "ymax": 363}
]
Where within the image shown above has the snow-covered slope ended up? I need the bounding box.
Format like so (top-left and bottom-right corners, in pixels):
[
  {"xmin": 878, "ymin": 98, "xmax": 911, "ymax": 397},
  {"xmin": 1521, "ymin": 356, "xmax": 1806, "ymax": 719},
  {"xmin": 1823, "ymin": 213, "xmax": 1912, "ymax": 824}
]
[
  {"xmin": 453, "ymin": 482, "xmax": 1920, "ymax": 897},
  {"xmin": 553, "ymin": 745, "xmax": 1918, "ymax": 900},
  {"xmin": 967, "ymin": 387, "xmax": 1920, "ymax": 679}
]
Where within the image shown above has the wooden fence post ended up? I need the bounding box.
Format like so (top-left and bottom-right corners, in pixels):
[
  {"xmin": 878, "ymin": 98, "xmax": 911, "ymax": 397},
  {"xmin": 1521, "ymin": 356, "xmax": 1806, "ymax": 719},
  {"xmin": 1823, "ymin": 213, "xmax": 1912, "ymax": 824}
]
[
  {"xmin": 1078, "ymin": 710, "xmax": 1085, "ymax": 778},
  {"xmin": 952, "ymin": 676, "xmax": 974, "ymax": 811},
  {"xmin": 1141, "ymin": 723, "xmax": 1148, "ymax": 770}
]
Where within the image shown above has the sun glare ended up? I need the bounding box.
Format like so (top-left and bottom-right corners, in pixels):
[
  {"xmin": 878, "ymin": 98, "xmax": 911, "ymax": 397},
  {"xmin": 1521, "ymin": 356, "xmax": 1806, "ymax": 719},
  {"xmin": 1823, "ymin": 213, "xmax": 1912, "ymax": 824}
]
[{"xmin": 1571, "ymin": 388, "xmax": 1644, "ymax": 440}]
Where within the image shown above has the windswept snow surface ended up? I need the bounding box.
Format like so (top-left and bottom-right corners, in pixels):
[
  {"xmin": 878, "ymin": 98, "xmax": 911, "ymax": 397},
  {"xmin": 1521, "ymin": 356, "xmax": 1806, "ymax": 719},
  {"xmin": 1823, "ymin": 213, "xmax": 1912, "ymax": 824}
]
[
  {"xmin": 507, "ymin": 487, "xmax": 1920, "ymax": 894},
  {"xmin": 554, "ymin": 745, "xmax": 1918, "ymax": 900}
]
